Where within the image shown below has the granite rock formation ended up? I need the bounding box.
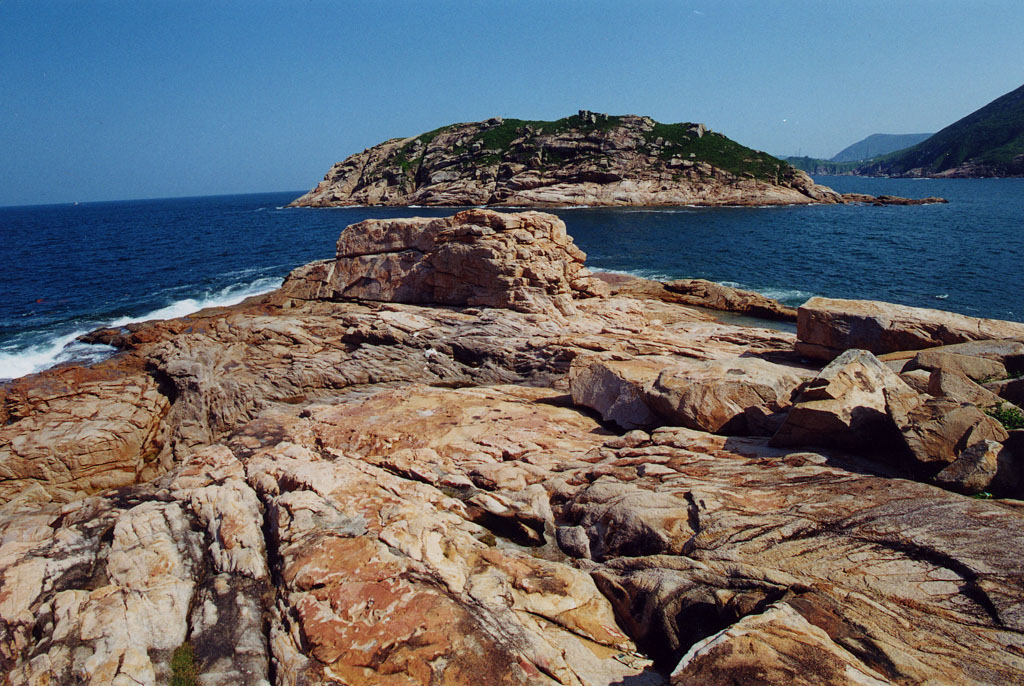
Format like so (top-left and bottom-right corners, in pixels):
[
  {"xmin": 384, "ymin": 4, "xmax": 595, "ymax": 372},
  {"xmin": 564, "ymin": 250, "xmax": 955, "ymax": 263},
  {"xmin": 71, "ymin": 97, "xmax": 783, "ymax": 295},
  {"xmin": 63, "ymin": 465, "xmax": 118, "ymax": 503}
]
[
  {"xmin": 280, "ymin": 209, "xmax": 608, "ymax": 316},
  {"xmin": 795, "ymin": 296, "xmax": 1024, "ymax": 360},
  {"xmin": 2, "ymin": 210, "xmax": 1024, "ymax": 685}
]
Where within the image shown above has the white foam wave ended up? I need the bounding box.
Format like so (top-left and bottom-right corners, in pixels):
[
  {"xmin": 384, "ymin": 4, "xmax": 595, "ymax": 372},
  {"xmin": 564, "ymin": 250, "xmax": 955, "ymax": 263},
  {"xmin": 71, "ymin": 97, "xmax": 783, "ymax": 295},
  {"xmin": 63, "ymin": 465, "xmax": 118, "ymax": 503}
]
[
  {"xmin": 594, "ymin": 267, "xmax": 679, "ymax": 281},
  {"xmin": 109, "ymin": 277, "xmax": 282, "ymax": 327},
  {"xmin": 0, "ymin": 277, "xmax": 283, "ymax": 382},
  {"xmin": 755, "ymin": 287, "xmax": 816, "ymax": 303},
  {"xmin": 0, "ymin": 332, "xmax": 89, "ymax": 380}
]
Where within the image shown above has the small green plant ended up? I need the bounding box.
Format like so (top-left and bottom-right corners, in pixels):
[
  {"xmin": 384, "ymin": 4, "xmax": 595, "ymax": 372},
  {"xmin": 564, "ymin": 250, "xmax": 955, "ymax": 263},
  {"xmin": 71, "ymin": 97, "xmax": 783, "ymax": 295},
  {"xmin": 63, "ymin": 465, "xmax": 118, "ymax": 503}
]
[
  {"xmin": 170, "ymin": 642, "xmax": 199, "ymax": 686},
  {"xmin": 985, "ymin": 402, "xmax": 1024, "ymax": 430}
]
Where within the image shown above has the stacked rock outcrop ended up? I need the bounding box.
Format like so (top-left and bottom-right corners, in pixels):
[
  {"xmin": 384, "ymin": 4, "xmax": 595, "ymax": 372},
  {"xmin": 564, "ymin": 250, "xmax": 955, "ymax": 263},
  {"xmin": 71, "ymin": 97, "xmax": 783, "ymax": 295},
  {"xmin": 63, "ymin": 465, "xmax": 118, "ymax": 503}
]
[
  {"xmin": 281, "ymin": 208, "xmax": 608, "ymax": 316},
  {"xmin": 2, "ymin": 210, "xmax": 1023, "ymax": 685}
]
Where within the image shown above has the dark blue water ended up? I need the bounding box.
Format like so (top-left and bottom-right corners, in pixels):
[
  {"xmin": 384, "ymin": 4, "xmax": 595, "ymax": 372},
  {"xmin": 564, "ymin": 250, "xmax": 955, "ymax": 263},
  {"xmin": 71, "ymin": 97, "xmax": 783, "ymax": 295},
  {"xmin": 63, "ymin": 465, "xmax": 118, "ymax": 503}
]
[{"xmin": 1, "ymin": 177, "xmax": 1021, "ymax": 379}]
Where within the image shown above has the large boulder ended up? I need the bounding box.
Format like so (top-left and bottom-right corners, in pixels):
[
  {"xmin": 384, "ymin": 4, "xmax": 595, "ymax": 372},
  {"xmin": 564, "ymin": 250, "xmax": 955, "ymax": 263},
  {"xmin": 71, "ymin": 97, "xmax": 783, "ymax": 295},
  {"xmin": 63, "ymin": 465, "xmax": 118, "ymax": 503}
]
[
  {"xmin": 281, "ymin": 209, "xmax": 608, "ymax": 316},
  {"xmin": 897, "ymin": 398, "xmax": 1009, "ymax": 475},
  {"xmin": 928, "ymin": 368, "xmax": 1008, "ymax": 409},
  {"xmin": 568, "ymin": 355, "xmax": 664, "ymax": 431},
  {"xmin": 987, "ymin": 376, "xmax": 1024, "ymax": 405},
  {"xmin": 934, "ymin": 439, "xmax": 1022, "ymax": 497},
  {"xmin": 770, "ymin": 349, "xmax": 921, "ymax": 450},
  {"xmin": 0, "ymin": 364, "xmax": 171, "ymax": 504},
  {"xmin": 906, "ymin": 348, "xmax": 1008, "ymax": 381},
  {"xmin": 795, "ymin": 298, "xmax": 1024, "ymax": 361},
  {"xmin": 647, "ymin": 357, "xmax": 811, "ymax": 435},
  {"xmin": 661, "ymin": 279, "xmax": 797, "ymax": 321},
  {"xmin": 670, "ymin": 603, "xmax": 891, "ymax": 686}
]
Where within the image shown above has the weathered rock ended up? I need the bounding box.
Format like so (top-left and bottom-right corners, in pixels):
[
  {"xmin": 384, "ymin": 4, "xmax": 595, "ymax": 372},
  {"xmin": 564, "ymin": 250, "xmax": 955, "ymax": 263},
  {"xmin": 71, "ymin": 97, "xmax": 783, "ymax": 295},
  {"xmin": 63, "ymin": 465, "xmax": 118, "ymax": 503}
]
[
  {"xmin": 660, "ymin": 279, "xmax": 797, "ymax": 321},
  {"xmin": 928, "ymin": 368, "xmax": 1008, "ymax": 408},
  {"xmin": 3, "ymin": 208, "xmax": 1024, "ymax": 685},
  {"xmin": 0, "ymin": 363, "xmax": 171, "ymax": 504},
  {"xmin": 987, "ymin": 376, "xmax": 1024, "ymax": 405},
  {"xmin": 840, "ymin": 192, "xmax": 948, "ymax": 206},
  {"xmin": 568, "ymin": 355, "xmax": 665, "ymax": 430},
  {"xmin": 906, "ymin": 348, "xmax": 1007, "ymax": 381},
  {"xmin": 647, "ymin": 357, "xmax": 811, "ymax": 435},
  {"xmin": 921, "ymin": 339, "xmax": 1024, "ymax": 368},
  {"xmin": 899, "ymin": 368, "xmax": 932, "ymax": 393},
  {"xmin": 281, "ymin": 209, "xmax": 607, "ymax": 316},
  {"xmin": 898, "ymin": 398, "xmax": 1009, "ymax": 474},
  {"xmin": 795, "ymin": 297, "xmax": 1024, "ymax": 361},
  {"xmin": 244, "ymin": 411, "xmax": 656, "ymax": 686},
  {"xmin": 670, "ymin": 602, "xmax": 891, "ymax": 686},
  {"xmin": 934, "ymin": 439, "xmax": 1021, "ymax": 497},
  {"xmin": 564, "ymin": 427, "xmax": 1024, "ymax": 684},
  {"xmin": 770, "ymin": 349, "xmax": 921, "ymax": 451},
  {"xmin": 0, "ymin": 448, "xmax": 273, "ymax": 686}
]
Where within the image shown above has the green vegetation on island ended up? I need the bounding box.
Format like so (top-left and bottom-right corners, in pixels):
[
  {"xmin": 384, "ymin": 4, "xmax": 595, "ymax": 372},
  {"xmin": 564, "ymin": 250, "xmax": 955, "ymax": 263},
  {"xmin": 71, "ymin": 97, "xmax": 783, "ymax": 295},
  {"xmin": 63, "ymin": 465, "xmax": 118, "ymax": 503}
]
[{"xmin": 390, "ymin": 112, "xmax": 798, "ymax": 185}]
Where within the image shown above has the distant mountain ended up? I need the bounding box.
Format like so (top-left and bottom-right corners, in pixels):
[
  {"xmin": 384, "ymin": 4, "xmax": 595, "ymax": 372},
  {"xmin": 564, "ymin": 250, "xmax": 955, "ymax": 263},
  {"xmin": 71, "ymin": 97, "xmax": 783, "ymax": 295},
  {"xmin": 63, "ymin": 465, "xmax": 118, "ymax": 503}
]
[
  {"xmin": 830, "ymin": 133, "xmax": 932, "ymax": 162},
  {"xmin": 857, "ymin": 82, "xmax": 1024, "ymax": 177},
  {"xmin": 784, "ymin": 157, "xmax": 860, "ymax": 175}
]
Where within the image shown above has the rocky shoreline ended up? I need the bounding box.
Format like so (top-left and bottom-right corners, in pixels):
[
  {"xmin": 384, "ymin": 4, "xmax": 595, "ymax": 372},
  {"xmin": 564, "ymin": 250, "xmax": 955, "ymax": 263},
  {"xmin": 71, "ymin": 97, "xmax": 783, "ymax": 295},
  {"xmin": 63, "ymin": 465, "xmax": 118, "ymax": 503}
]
[{"xmin": 1, "ymin": 209, "xmax": 1022, "ymax": 685}]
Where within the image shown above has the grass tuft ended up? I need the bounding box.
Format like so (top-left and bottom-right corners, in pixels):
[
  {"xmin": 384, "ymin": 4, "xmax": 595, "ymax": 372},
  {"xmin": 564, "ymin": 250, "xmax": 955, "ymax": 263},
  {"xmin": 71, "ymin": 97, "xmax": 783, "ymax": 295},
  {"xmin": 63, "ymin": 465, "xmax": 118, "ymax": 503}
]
[
  {"xmin": 985, "ymin": 402, "xmax": 1024, "ymax": 430},
  {"xmin": 170, "ymin": 642, "xmax": 199, "ymax": 686}
]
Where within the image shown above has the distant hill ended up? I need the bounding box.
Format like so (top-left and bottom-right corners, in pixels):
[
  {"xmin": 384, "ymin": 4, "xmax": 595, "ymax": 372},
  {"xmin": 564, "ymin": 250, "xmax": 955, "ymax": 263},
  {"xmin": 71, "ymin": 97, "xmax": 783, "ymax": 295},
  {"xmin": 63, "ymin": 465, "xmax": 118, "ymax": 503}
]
[
  {"xmin": 784, "ymin": 157, "xmax": 861, "ymax": 175},
  {"xmin": 857, "ymin": 82, "xmax": 1024, "ymax": 177},
  {"xmin": 830, "ymin": 133, "xmax": 932, "ymax": 162},
  {"xmin": 290, "ymin": 111, "xmax": 841, "ymax": 207}
]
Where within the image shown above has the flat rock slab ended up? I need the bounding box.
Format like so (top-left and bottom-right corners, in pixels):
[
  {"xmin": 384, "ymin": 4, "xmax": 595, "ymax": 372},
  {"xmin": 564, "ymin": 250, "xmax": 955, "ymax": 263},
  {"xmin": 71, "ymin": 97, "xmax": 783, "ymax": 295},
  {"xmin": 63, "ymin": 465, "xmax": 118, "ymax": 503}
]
[{"xmin": 796, "ymin": 297, "xmax": 1024, "ymax": 361}]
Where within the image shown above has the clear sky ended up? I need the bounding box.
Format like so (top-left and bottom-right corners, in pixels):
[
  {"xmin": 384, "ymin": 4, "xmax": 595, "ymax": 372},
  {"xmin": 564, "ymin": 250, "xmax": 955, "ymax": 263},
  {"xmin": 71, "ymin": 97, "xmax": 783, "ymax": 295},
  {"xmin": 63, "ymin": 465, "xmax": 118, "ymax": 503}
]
[{"xmin": 2, "ymin": 0, "xmax": 1022, "ymax": 206}]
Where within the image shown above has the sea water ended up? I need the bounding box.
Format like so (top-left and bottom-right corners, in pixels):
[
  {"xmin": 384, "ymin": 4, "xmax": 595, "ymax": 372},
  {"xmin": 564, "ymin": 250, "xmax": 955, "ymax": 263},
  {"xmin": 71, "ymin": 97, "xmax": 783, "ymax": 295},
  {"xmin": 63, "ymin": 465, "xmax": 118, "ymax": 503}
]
[{"xmin": 1, "ymin": 177, "xmax": 1021, "ymax": 380}]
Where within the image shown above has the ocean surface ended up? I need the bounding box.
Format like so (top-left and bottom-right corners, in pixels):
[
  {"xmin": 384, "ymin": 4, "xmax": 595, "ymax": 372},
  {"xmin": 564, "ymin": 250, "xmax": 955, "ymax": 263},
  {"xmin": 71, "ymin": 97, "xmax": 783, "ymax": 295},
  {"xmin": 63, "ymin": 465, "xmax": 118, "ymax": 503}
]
[{"xmin": 1, "ymin": 176, "xmax": 1022, "ymax": 381}]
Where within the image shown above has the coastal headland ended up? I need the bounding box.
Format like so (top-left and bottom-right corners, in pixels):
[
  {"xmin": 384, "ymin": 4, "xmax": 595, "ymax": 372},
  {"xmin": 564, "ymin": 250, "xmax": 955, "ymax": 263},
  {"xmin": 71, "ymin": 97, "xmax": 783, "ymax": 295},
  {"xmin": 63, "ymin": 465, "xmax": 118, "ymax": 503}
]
[
  {"xmin": 1, "ymin": 209, "xmax": 1022, "ymax": 685},
  {"xmin": 289, "ymin": 112, "xmax": 945, "ymax": 208}
]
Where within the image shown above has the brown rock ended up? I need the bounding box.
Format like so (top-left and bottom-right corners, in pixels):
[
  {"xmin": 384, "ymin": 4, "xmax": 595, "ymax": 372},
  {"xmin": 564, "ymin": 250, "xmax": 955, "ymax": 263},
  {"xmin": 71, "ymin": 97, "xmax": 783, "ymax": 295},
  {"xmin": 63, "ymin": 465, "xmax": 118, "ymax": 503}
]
[
  {"xmin": 0, "ymin": 363, "xmax": 171, "ymax": 504},
  {"xmin": 281, "ymin": 209, "xmax": 606, "ymax": 316},
  {"xmin": 986, "ymin": 376, "xmax": 1024, "ymax": 405},
  {"xmin": 898, "ymin": 398, "xmax": 1009, "ymax": 474},
  {"xmin": 795, "ymin": 297, "xmax": 1024, "ymax": 361},
  {"xmin": 770, "ymin": 349, "xmax": 921, "ymax": 450},
  {"xmin": 899, "ymin": 368, "xmax": 932, "ymax": 393},
  {"xmin": 647, "ymin": 357, "xmax": 811, "ymax": 435},
  {"xmin": 569, "ymin": 428, "xmax": 1024, "ymax": 684},
  {"xmin": 568, "ymin": 355, "xmax": 664, "ymax": 431},
  {"xmin": 670, "ymin": 602, "xmax": 890, "ymax": 686},
  {"xmin": 928, "ymin": 368, "xmax": 1008, "ymax": 408},
  {"xmin": 907, "ymin": 349, "xmax": 1007, "ymax": 381},
  {"xmin": 934, "ymin": 439, "xmax": 1021, "ymax": 497},
  {"xmin": 3, "ymin": 208, "xmax": 1024, "ymax": 685},
  {"xmin": 841, "ymin": 193, "xmax": 947, "ymax": 206},
  {"xmin": 0, "ymin": 448, "xmax": 272, "ymax": 686},
  {"xmin": 661, "ymin": 279, "xmax": 797, "ymax": 321}
]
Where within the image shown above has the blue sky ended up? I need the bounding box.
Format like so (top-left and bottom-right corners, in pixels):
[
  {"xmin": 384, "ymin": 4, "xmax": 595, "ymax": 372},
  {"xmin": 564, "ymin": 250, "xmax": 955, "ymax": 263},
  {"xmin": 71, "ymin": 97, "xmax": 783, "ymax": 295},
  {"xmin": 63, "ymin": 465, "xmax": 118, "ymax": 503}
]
[{"xmin": 1, "ymin": 0, "xmax": 1022, "ymax": 206}]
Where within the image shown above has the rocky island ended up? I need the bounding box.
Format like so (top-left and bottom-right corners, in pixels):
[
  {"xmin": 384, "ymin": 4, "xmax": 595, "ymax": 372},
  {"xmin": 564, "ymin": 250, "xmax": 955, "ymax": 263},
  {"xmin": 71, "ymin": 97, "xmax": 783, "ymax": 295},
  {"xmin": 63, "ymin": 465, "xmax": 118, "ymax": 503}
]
[
  {"xmin": 2, "ymin": 209, "xmax": 1023, "ymax": 685},
  {"xmin": 289, "ymin": 112, "xmax": 944, "ymax": 208}
]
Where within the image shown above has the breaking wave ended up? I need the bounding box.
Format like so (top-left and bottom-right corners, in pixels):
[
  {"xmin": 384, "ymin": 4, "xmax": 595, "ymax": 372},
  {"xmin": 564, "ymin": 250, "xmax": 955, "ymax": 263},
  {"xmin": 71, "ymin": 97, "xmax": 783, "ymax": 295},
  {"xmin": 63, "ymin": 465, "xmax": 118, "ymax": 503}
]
[{"xmin": 0, "ymin": 277, "xmax": 283, "ymax": 381}]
